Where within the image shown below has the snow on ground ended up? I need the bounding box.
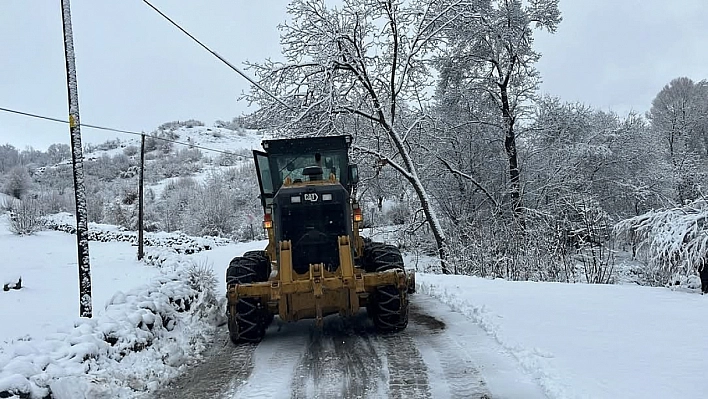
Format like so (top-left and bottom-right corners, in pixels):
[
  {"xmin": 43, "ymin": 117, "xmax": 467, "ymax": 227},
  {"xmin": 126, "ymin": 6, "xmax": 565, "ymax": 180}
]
[
  {"xmin": 0, "ymin": 215, "xmax": 162, "ymax": 344},
  {"xmin": 0, "ymin": 213, "xmax": 258, "ymax": 398},
  {"xmin": 418, "ymin": 273, "xmax": 708, "ymax": 399},
  {"xmin": 166, "ymin": 126, "xmax": 266, "ymax": 154},
  {"xmin": 3, "ymin": 211, "xmax": 708, "ymax": 398},
  {"xmin": 81, "ymin": 127, "xmax": 266, "ymax": 161}
]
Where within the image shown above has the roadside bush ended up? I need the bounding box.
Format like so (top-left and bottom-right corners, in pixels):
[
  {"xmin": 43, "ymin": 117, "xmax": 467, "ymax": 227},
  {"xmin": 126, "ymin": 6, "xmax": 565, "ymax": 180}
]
[
  {"xmin": 185, "ymin": 259, "xmax": 218, "ymax": 309},
  {"xmin": 615, "ymin": 199, "xmax": 708, "ymax": 286},
  {"xmin": 6, "ymin": 197, "xmax": 44, "ymax": 235},
  {"xmin": 37, "ymin": 190, "xmax": 73, "ymax": 214},
  {"xmin": 558, "ymin": 195, "xmax": 615, "ymax": 284}
]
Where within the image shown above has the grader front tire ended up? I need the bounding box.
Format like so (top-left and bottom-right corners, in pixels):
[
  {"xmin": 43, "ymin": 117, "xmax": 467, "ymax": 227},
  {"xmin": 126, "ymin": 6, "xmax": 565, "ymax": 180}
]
[
  {"xmin": 226, "ymin": 255, "xmax": 270, "ymax": 344},
  {"xmin": 364, "ymin": 242, "xmax": 409, "ymax": 332}
]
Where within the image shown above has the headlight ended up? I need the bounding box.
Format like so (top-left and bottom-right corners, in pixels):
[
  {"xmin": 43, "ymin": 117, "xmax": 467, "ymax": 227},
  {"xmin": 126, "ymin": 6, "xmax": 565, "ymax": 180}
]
[
  {"xmin": 322, "ymin": 193, "xmax": 333, "ymax": 201},
  {"xmin": 291, "ymin": 195, "xmax": 302, "ymax": 203}
]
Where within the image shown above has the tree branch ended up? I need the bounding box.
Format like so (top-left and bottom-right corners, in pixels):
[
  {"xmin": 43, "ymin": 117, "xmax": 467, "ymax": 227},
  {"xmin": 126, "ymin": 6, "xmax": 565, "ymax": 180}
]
[{"xmin": 437, "ymin": 156, "xmax": 499, "ymax": 208}]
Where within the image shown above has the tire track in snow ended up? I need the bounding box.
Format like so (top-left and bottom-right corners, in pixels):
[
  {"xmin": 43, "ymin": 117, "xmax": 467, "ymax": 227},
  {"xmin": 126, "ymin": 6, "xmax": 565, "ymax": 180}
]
[
  {"xmin": 150, "ymin": 295, "xmax": 510, "ymax": 399},
  {"xmin": 150, "ymin": 328, "xmax": 256, "ymax": 399},
  {"xmin": 289, "ymin": 314, "xmax": 385, "ymax": 398},
  {"xmin": 377, "ymin": 330, "xmax": 432, "ymax": 399},
  {"xmin": 408, "ymin": 300, "xmax": 491, "ymax": 399},
  {"xmin": 284, "ymin": 310, "xmax": 435, "ymax": 398},
  {"xmin": 230, "ymin": 321, "xmax": 310, "ymax": 398}
]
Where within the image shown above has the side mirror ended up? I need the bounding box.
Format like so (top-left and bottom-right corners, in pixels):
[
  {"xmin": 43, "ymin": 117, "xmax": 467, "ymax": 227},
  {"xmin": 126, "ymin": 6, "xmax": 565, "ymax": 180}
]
[{"xmin": 348, "ymin": 164, "xmax": 359, "ymax": 185}]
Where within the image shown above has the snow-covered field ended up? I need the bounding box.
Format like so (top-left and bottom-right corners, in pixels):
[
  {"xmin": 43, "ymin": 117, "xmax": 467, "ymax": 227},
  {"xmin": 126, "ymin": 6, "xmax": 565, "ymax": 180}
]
[
  {"xmin": 0, "ymin": 223, "xmax": 160, "ymax": 344},
  {"xmin": 2, "ymin": 213, "xmax": 708, "ymax": 398},
  {"xmin": 0, "ymin": 214, "xmax": 256, "ymax": 398}
]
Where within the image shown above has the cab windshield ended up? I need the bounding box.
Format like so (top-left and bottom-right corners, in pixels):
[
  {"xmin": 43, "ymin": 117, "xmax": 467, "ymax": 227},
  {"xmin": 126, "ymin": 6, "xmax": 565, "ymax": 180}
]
[{"xmin": 274, "ymin": 151, "xmax": 344, "ymax": 184}]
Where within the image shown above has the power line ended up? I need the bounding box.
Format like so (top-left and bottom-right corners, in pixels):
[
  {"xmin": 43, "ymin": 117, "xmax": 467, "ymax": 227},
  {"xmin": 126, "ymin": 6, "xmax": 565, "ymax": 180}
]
[
  {"xmin": 0, "ymin": 107, "xmax": 68, "ymax": 125},
  {"xmin": 141, "ymin": 0, "xmax": 293, "ymax": 111},
  {"xmin": 0, "ymin": 106, "xmax": 251, "ymax": 157}
]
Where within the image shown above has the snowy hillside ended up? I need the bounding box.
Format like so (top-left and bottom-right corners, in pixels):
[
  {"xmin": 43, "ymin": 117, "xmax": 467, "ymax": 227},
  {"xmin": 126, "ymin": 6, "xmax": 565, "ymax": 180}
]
[
  {"xmin": 80, "ymin": 125, "xmax": 266, "ymax": 160},
  {"xmin": 6, "ymin": 123, "xmax": 271, "ymax": 242},
  {"xmin": 2, "ymin": 213, "xmax": 708, "ymax": 398}
]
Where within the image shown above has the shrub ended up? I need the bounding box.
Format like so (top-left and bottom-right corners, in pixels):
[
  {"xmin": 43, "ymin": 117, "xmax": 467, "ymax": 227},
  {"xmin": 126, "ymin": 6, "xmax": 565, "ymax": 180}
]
[
  {"xmin": 123, "ymin": 145, "xmax": 139, "ymax": 157},
  {"xmin": 177, "ymin": 148, "xmax": 203, "ymax": 163},
  {"xmin": 7, "ymin": 197, "xmax": 44, "ymax": 235},
  {"xmin": 95, "ymin": 138, "xmax": 120, "ymax": 151},
  {"xmin": 615, "ymin": 199, "xmax": 708, "ymax": 286},
  {"xmin": 184, "ymin": 259, "xmax": 222, "ymax": 322},
  {"xmin": 37, "ymin": 190, "xmax": 73, "ymax": 214},
  {"xmin": 2, "ymin": 166, "xmax": 32, "ymax": 199}
]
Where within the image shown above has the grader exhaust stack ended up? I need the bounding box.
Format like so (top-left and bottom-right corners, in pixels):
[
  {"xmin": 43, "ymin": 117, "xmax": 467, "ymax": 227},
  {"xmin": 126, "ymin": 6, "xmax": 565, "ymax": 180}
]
[{"xmin": 225, "ymin": 135, "xmax": 414, "ymax": 343}]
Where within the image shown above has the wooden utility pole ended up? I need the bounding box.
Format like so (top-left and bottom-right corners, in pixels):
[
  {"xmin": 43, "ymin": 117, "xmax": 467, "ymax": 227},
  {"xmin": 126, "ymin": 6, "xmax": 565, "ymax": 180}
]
[
  {"xmin": 138, "ymin": 134, "xmax": 145, "ymax": 260},
  {"xmin": 61, "ymin": 0, "xmax": 92, "ymax": 318}
]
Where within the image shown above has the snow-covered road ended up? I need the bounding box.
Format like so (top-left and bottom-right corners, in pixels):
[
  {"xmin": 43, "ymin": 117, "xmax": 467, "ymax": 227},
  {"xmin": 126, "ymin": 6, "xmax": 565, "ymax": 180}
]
[
  {"xmin": 150, "ymin": 293, "xmax": 546, "ymax": 399},
  {"xmin": 6, "ymin": 219, "xmax": 707, "ymax": 398}
]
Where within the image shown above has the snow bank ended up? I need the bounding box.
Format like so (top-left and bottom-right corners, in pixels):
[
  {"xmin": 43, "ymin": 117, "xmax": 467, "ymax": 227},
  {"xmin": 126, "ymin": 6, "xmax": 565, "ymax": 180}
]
[
  {"xmin": 417, "ymin": 276, "xmax": 575, "ymax": 398},
  {"xmin": 0, "ymin": 245, "xmax": 221, "ymax": 399},
  {"xmin": 418, "ymin": 274, "xmax": 708, "ymax": 399}
]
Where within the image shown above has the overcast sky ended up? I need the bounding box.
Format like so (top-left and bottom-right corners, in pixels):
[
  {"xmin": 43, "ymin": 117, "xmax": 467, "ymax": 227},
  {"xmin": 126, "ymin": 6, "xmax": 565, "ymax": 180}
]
[{"xmin": 1, "ymin": 1, "xmax": 706, "ymax": 151}]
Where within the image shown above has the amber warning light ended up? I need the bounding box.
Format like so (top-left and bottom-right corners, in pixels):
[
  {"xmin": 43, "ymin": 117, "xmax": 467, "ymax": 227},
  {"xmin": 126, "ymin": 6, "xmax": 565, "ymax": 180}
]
[{"xmin": 353, "ymin": 208, "xmax": 363, "ymax": 223}]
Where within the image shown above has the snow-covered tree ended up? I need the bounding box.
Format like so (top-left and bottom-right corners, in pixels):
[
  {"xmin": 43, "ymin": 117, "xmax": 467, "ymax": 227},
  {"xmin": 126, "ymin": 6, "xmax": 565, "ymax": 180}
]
[
  {"xmin": 526, "ymin": 96, "xmax": 670, "ymax": 219},
  {"xmin": 435, "ymin": 0, "xmax": 561, "ymax": 226},
  {"xmin": 2, "ymin": 166, "xmax": 33, "ymax": 199},
  {"xmin": 47, "ymin": 143, "xmax": 71, "ymax": 164},
  {"xmin": 647, "ymin": 77, "xmax": 708, "ymax": 203},
  {"xmin": 6, "ymin": 197, "xmax": 44, "ymax": 235},
  {"xmin": 615, "ymin": 199, "xmax": 708, "ymax": 286},
  {"xmin": 244, "ymin": 0, "xmax": 470, "ymax": 273},
  {"xmin": 0, "ymin": 144, "xmax": 20, "ymax": 173}
]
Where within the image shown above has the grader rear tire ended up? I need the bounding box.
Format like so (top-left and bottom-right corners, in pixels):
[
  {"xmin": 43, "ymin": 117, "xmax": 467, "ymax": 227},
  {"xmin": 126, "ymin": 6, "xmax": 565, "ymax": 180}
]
[
  {"xmin": 226, "ymin": 254, "xmax": 270, "ymax": 344},
  {"xmin": 364, "ymin": 242, "xmax": 409, "ymax": 332}
]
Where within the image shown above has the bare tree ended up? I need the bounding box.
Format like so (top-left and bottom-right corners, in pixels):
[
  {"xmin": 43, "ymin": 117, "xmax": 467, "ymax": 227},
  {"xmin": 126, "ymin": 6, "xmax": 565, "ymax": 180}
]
[
  {"xmin": 245, "ymin": 0, "xmax": 474, "ymax": 273},
  {"xmin": 436, "ymin": 0, "xmax": 561, "ymax": 227},
  {"xmin": 0, "ymin": 144, "xmax": 20, "ymax": 173},
  {"xmin": 526, "ymin": 96, "xmax": 671, "ymax": 217},
  {"xmin": 47, "ymin": 143, "xmax": 71, "ymax": 164},
  {"xmin": 647, "ymin": 77, "xmax": 708, "ymax": 203}
]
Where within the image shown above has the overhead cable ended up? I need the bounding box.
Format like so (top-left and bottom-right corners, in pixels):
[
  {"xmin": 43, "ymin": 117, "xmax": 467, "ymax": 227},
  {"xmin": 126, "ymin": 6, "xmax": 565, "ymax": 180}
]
[{"xmin": 141, "ymin": 0, "xmax": 293, "ymax": 110}]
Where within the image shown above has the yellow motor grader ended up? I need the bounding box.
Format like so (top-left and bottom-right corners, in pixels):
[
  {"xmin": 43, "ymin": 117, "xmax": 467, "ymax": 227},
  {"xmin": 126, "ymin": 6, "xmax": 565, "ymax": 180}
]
[{"xmin": 226, "ymin": 135, "xmax": 414, "ymax": 343}]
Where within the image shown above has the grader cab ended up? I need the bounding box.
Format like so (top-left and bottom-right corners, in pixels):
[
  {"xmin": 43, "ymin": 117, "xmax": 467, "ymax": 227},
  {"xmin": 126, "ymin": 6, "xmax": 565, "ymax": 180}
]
[{"xmin": 226, "ymin": 135, "xmax": 414, "ymax": 343}]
